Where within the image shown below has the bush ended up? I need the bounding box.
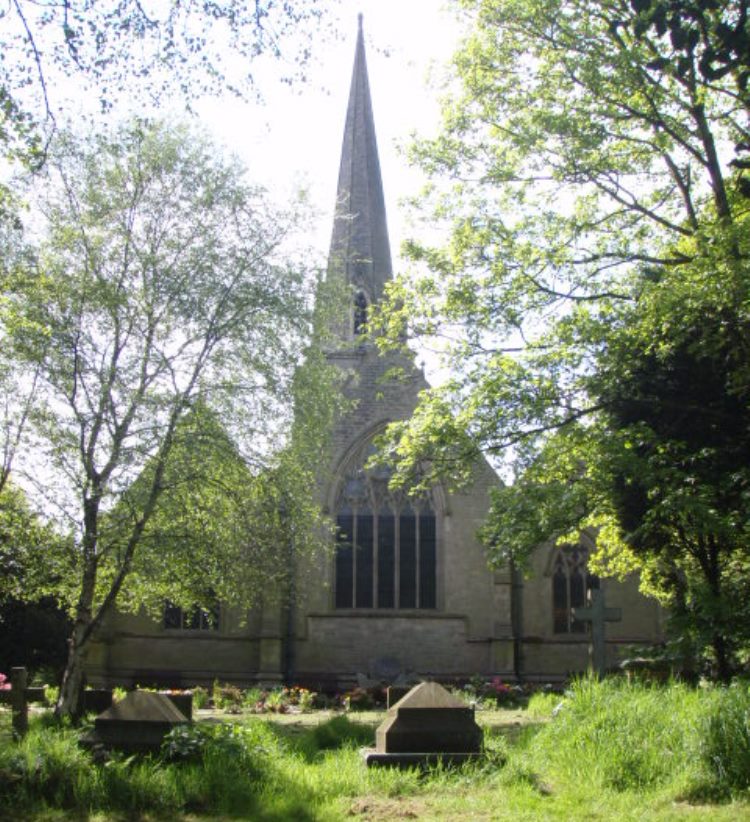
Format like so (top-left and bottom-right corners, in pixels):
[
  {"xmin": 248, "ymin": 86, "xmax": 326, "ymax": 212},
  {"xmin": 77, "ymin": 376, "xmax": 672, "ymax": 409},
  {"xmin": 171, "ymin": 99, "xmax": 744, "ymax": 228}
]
[{"xmin": 212, "ymin": 680, "xmax": 243, "ymax": 712}]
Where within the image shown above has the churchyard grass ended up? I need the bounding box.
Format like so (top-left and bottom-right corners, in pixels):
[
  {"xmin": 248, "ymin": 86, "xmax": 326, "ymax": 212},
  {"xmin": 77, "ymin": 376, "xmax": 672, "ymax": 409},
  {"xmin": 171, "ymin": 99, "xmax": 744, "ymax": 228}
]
[{"xmin": 2, "ymin": 678, "xmax": 750, "ymax": 820}]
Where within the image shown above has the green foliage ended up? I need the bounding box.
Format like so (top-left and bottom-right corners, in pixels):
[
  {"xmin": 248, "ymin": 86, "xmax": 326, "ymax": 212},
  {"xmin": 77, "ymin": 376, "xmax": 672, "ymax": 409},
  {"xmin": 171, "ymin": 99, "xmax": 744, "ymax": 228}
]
[
  {"xmin": 0, "ymin": 1, "xmax": 331, "ymax": 168},
  {"xmin": 0, "ymin": 118, "xmax": 336, "ymax": 715},
  {"xmin": 372, "ymin": 0, "xmax": 750, "ymax": 678},
  {"xmin": 525, "ymin": 691, "xmax": 562, "ymax": 719},
  {"xmin": 191, "ymin": 686, "xmax": 209, "ymax": 710},
  {"xmin": 528, "ymin": 677, "xmax": 703, "ymax": 791},
  {"xmin": 211, "ymin": 681, "xmax": 244, "ymax": 713}
]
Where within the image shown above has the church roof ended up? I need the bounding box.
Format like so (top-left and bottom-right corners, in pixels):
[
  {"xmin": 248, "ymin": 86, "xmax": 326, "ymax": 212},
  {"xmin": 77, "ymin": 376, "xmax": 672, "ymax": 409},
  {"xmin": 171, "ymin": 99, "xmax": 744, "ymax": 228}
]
[{"xmin": 328, "ymin": 15, "xmax": 392, "ymax": 302}]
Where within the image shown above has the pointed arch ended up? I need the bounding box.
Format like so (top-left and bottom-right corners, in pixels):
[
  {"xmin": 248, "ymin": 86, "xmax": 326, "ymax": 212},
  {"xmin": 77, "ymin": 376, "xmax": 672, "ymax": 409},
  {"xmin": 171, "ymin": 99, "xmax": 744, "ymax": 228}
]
[
  {"xmin": 329, "ymin": 424, "xmax": 441, "ymax": 611},
  {"xmin": 549, "ymin": 542, "xmax": 600, "ymax": 634}
]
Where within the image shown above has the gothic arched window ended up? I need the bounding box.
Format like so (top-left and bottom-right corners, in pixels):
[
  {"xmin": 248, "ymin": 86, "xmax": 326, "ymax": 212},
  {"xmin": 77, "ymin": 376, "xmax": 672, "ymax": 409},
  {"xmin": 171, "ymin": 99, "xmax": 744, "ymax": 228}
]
[
  {"xmin": 334, "ymin": 456, "xmax": 437, "ymax": 610},
  {"xmin": 353, "ymin": 290, "xmax": 368, "ymax": 336},
  {"xmin": 552, "ymin": 545, "xmax": 599, "ymax": 634}
]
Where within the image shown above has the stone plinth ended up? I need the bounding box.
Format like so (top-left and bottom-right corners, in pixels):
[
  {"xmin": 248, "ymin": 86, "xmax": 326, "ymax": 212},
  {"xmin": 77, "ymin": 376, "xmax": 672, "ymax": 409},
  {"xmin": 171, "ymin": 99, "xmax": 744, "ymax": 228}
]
[
  {"xmin": 365, "ymin": 682, "xmax": 483, "ymax": 768},
  {"xmin": 84, "ymin": 690, "xmax": 189, "ymax": 754}
]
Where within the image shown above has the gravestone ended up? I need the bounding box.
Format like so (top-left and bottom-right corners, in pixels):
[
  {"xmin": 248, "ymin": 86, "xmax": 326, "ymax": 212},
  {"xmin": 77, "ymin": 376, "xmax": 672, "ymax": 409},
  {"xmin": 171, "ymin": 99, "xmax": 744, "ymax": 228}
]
[
  {"xmin": 83, "ymin": 690, "xmax": 189, "ymax": 754},
  {"xmin": 364, "ymin": 681, "xmax": 483, "ymax": 767},
  {"xmin": 573, "ymin": 588, "xmax": 622, "ymax": 677}
]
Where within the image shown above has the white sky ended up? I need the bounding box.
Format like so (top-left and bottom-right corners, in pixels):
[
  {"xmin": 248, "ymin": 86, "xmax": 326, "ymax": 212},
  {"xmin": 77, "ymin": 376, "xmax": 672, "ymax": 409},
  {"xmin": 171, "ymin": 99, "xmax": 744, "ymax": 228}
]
[{"xmin": 196, "ymin": 0, "xmax": 465, "ymax": 274}]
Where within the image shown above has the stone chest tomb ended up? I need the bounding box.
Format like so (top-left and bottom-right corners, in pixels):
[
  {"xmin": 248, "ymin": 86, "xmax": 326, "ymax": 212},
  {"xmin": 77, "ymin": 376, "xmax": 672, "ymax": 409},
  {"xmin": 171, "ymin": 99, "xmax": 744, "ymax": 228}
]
[
  {"xmin": 365, "ymin": 681, "xmax": 483, "ymax": 767},
  {"xmin": 85, "ymin": 690, "xmax": 189, "ymax": 754}
]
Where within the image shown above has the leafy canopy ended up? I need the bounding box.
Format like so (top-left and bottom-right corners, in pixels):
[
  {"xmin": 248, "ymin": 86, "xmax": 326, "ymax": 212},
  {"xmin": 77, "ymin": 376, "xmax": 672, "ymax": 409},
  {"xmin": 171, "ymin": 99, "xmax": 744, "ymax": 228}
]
[
  {"xmin": 0, "ymin": 118, "xmax": 337, "ymax": 714},
  {"xmin": 372, "ymin": 0, "xmax": 750, "ymax": 675}
]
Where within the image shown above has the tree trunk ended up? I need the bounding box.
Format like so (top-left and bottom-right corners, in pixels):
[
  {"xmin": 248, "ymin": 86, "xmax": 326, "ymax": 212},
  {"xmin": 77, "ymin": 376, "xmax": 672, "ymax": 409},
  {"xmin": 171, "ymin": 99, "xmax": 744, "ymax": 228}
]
[
  {"xmin": 712, "ymin": 632, "xmax": 732, "ymax": 684},
  {"xmin": 55, "ymin": 626, "xmax": 89, "ymax": 720}
]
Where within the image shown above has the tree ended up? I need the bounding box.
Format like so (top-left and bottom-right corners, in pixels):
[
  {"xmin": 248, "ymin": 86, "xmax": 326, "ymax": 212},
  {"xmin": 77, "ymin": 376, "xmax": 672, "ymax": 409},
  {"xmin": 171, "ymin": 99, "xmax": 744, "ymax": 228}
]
[
  {"xmin": 2, "ymin": 0, "xmax": 332, "ymax": 129},
  {"xmin": 1, "ymin": 118, "xmax": 329, "ymax": 716},
  {"xmin": 0, "ymin": 1, "xmax": 335, "ymax": 280},
  {"xmin": 372, "ymin": 0, "xmax": 750, "ymax": 678}
]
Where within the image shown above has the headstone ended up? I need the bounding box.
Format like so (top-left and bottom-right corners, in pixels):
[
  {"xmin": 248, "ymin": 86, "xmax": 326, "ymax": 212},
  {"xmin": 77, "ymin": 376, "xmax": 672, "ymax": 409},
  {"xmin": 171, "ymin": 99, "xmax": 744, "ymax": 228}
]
[
  {"xmin": 83, "ymin": 690, "xmax": 189, "ymax": 754},
  {"xmin": 573, "ymin": 588, "xmax": 622, "ymax": 677},
  {"xmin": 364, "ymin": 681, "xmax": 483, "ymax": 768}
]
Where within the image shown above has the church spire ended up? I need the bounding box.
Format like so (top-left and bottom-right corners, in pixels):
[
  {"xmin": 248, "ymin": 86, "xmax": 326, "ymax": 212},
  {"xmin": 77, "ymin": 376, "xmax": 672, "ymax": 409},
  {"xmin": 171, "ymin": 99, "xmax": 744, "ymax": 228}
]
[{"xmin": 328, "ymin": 15, "xmax": 392, "ymax": 308}]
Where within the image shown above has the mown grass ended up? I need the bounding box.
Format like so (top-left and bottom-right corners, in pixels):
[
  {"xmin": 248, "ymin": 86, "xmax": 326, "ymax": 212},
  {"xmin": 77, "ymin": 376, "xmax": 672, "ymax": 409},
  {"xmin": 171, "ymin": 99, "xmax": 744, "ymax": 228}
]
[{"xmin": 2, "ymin": 678, "xmax": 750, "ymax": 820}]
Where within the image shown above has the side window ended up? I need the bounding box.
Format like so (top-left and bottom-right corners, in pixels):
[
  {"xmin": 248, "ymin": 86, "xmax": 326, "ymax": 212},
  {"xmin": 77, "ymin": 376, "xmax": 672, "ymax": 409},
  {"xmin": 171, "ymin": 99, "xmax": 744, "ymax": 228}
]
[
  {"xmin": 163, "ymin": 599, "xmax": 220, "ymax": 631},
  {"xmin": 552, "ymin": 545, "xmax": 599, "ymax": 634}
]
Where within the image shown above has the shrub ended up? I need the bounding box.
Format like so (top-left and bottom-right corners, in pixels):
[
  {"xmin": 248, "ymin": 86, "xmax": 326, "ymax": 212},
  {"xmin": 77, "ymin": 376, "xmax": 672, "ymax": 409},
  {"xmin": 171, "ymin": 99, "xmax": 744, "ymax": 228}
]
[
  {"xmin": 43, "ymin": 683, "xmax": 59, "ymax": 705},
  {"xmin": 112, "ymin": 686, "xmax": 128, "ymax": 703},
  {"xmin": 212, "ymin": 680, "xmax": 243, "ymax": 712}
]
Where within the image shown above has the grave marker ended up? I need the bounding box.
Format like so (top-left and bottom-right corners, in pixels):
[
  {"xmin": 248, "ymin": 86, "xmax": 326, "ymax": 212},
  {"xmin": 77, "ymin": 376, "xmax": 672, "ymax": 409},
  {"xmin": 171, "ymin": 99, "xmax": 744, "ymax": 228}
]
[
  {"xmin": 83, "ymin": 690, "xmax": 189, "ymax": 754},
  {"xmin": 573, "ymin": 588, "xmax": 622, "ymax": 677},
  {"xmin": 365, "ymin": 681, "xmax": 483, "ymax": 768}
]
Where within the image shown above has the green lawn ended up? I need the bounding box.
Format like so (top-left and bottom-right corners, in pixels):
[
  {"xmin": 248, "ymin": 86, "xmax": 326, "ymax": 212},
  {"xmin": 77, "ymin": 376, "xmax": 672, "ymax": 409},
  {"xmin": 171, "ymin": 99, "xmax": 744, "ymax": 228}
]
[{"xmin": 2, "ymin": 680, "xmax": 750, "ymax": 821}]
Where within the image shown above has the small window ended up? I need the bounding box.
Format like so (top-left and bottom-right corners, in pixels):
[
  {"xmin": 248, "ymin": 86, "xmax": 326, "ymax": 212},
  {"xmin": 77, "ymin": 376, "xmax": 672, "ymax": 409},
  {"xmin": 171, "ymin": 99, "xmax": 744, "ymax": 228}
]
[
  {"xmin": 552, "ymin": 546, "xmax": 599, "ymax": 634},
  {"xmin": 353, "ymin": 290, "xmax": 368, "ymax": 335},
  {"xmin": 163, "ymin": 600, "xmax": 220, "ymax": 631}
]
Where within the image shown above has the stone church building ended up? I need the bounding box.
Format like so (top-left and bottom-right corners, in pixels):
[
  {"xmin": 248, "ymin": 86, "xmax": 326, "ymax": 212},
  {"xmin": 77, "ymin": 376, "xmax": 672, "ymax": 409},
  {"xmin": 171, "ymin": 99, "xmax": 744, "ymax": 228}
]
[{"xmin": 86, "ymin": 22, "xmax": 661, "ymax": 690}]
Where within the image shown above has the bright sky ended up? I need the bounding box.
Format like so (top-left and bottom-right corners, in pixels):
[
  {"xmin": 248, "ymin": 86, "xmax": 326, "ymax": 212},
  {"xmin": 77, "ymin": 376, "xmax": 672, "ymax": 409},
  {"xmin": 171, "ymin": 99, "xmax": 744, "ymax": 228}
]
[{"xmin": 196, "ymin": 0, "xmax": 465, "ymax": 273}]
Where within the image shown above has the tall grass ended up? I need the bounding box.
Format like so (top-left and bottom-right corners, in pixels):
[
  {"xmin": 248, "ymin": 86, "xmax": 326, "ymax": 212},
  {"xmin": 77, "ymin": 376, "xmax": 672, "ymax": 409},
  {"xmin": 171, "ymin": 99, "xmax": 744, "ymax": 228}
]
[
  {"xmin": 2, "ymin": 680, "xmax": 750, "ymax": 819},
  {"xmin": 518, "ymin": 676, "xmax": 750, "ymax": 800},
  {"xmin": 699, "ymin": 681, "xmax": 750, "ymax": 797}
]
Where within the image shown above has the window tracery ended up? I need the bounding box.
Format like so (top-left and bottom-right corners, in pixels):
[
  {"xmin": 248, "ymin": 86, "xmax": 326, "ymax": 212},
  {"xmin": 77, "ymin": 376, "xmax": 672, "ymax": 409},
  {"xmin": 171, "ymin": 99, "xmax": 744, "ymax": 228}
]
[
  {"xmin": 552, "ymin": 545, "xmax": 599, "ymax": 633},
  {"xmin": 334, "ymin": 448, "xmax": 436, "ymax": 610}
]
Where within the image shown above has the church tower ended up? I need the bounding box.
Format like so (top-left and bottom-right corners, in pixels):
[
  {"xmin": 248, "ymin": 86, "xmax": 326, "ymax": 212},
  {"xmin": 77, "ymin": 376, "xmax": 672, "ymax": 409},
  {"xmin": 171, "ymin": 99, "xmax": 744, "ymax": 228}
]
[{"xmin": 288, "ymin": 18, "xmax": 518, "ymax": 688}]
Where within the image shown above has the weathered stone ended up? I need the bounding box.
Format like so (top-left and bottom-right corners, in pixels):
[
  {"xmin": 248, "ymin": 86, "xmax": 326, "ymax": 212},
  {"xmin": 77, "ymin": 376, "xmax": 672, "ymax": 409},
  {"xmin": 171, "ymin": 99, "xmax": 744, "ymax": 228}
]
[
  {"xmin": 365, "ymin": 682, "xmax": 483, "ymax": 768},
  {"xmin": 84, "ymin": 690, "xmax": 189, "ymax": 754}
]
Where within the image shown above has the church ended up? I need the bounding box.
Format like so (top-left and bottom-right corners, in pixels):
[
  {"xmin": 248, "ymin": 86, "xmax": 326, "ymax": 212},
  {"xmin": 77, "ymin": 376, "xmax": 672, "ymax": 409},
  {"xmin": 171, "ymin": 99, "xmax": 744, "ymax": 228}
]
[{"xmin": 86, "ymin": 21, "xmax": 662, "ymax": 690}]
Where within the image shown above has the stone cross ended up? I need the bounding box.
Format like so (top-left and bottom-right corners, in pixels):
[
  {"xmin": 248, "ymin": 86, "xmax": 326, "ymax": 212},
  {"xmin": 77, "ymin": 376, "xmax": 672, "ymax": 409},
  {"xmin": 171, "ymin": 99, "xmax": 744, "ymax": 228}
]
[{"xmin": 573, "ymin": 589, "xmax": 622, "ymax": 677}]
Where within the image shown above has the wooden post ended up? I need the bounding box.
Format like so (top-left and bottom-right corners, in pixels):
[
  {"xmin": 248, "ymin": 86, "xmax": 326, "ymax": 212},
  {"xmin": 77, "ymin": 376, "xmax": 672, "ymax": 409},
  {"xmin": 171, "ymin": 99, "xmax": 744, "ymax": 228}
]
[
  {"xmin": 11, "ymin": 667, "xmax": 28, "ymax": 737},
  {"xmin": 573, "ymin": 589, "xmax": 622, "ymax": 677}
]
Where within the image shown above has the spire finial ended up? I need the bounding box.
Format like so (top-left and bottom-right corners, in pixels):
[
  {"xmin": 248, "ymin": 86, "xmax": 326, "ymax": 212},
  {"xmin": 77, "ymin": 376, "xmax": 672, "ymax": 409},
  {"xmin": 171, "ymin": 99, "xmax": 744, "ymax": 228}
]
[{"xmin": 358, "ymin": 12, "xmax": 363, "ymax": 30}]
